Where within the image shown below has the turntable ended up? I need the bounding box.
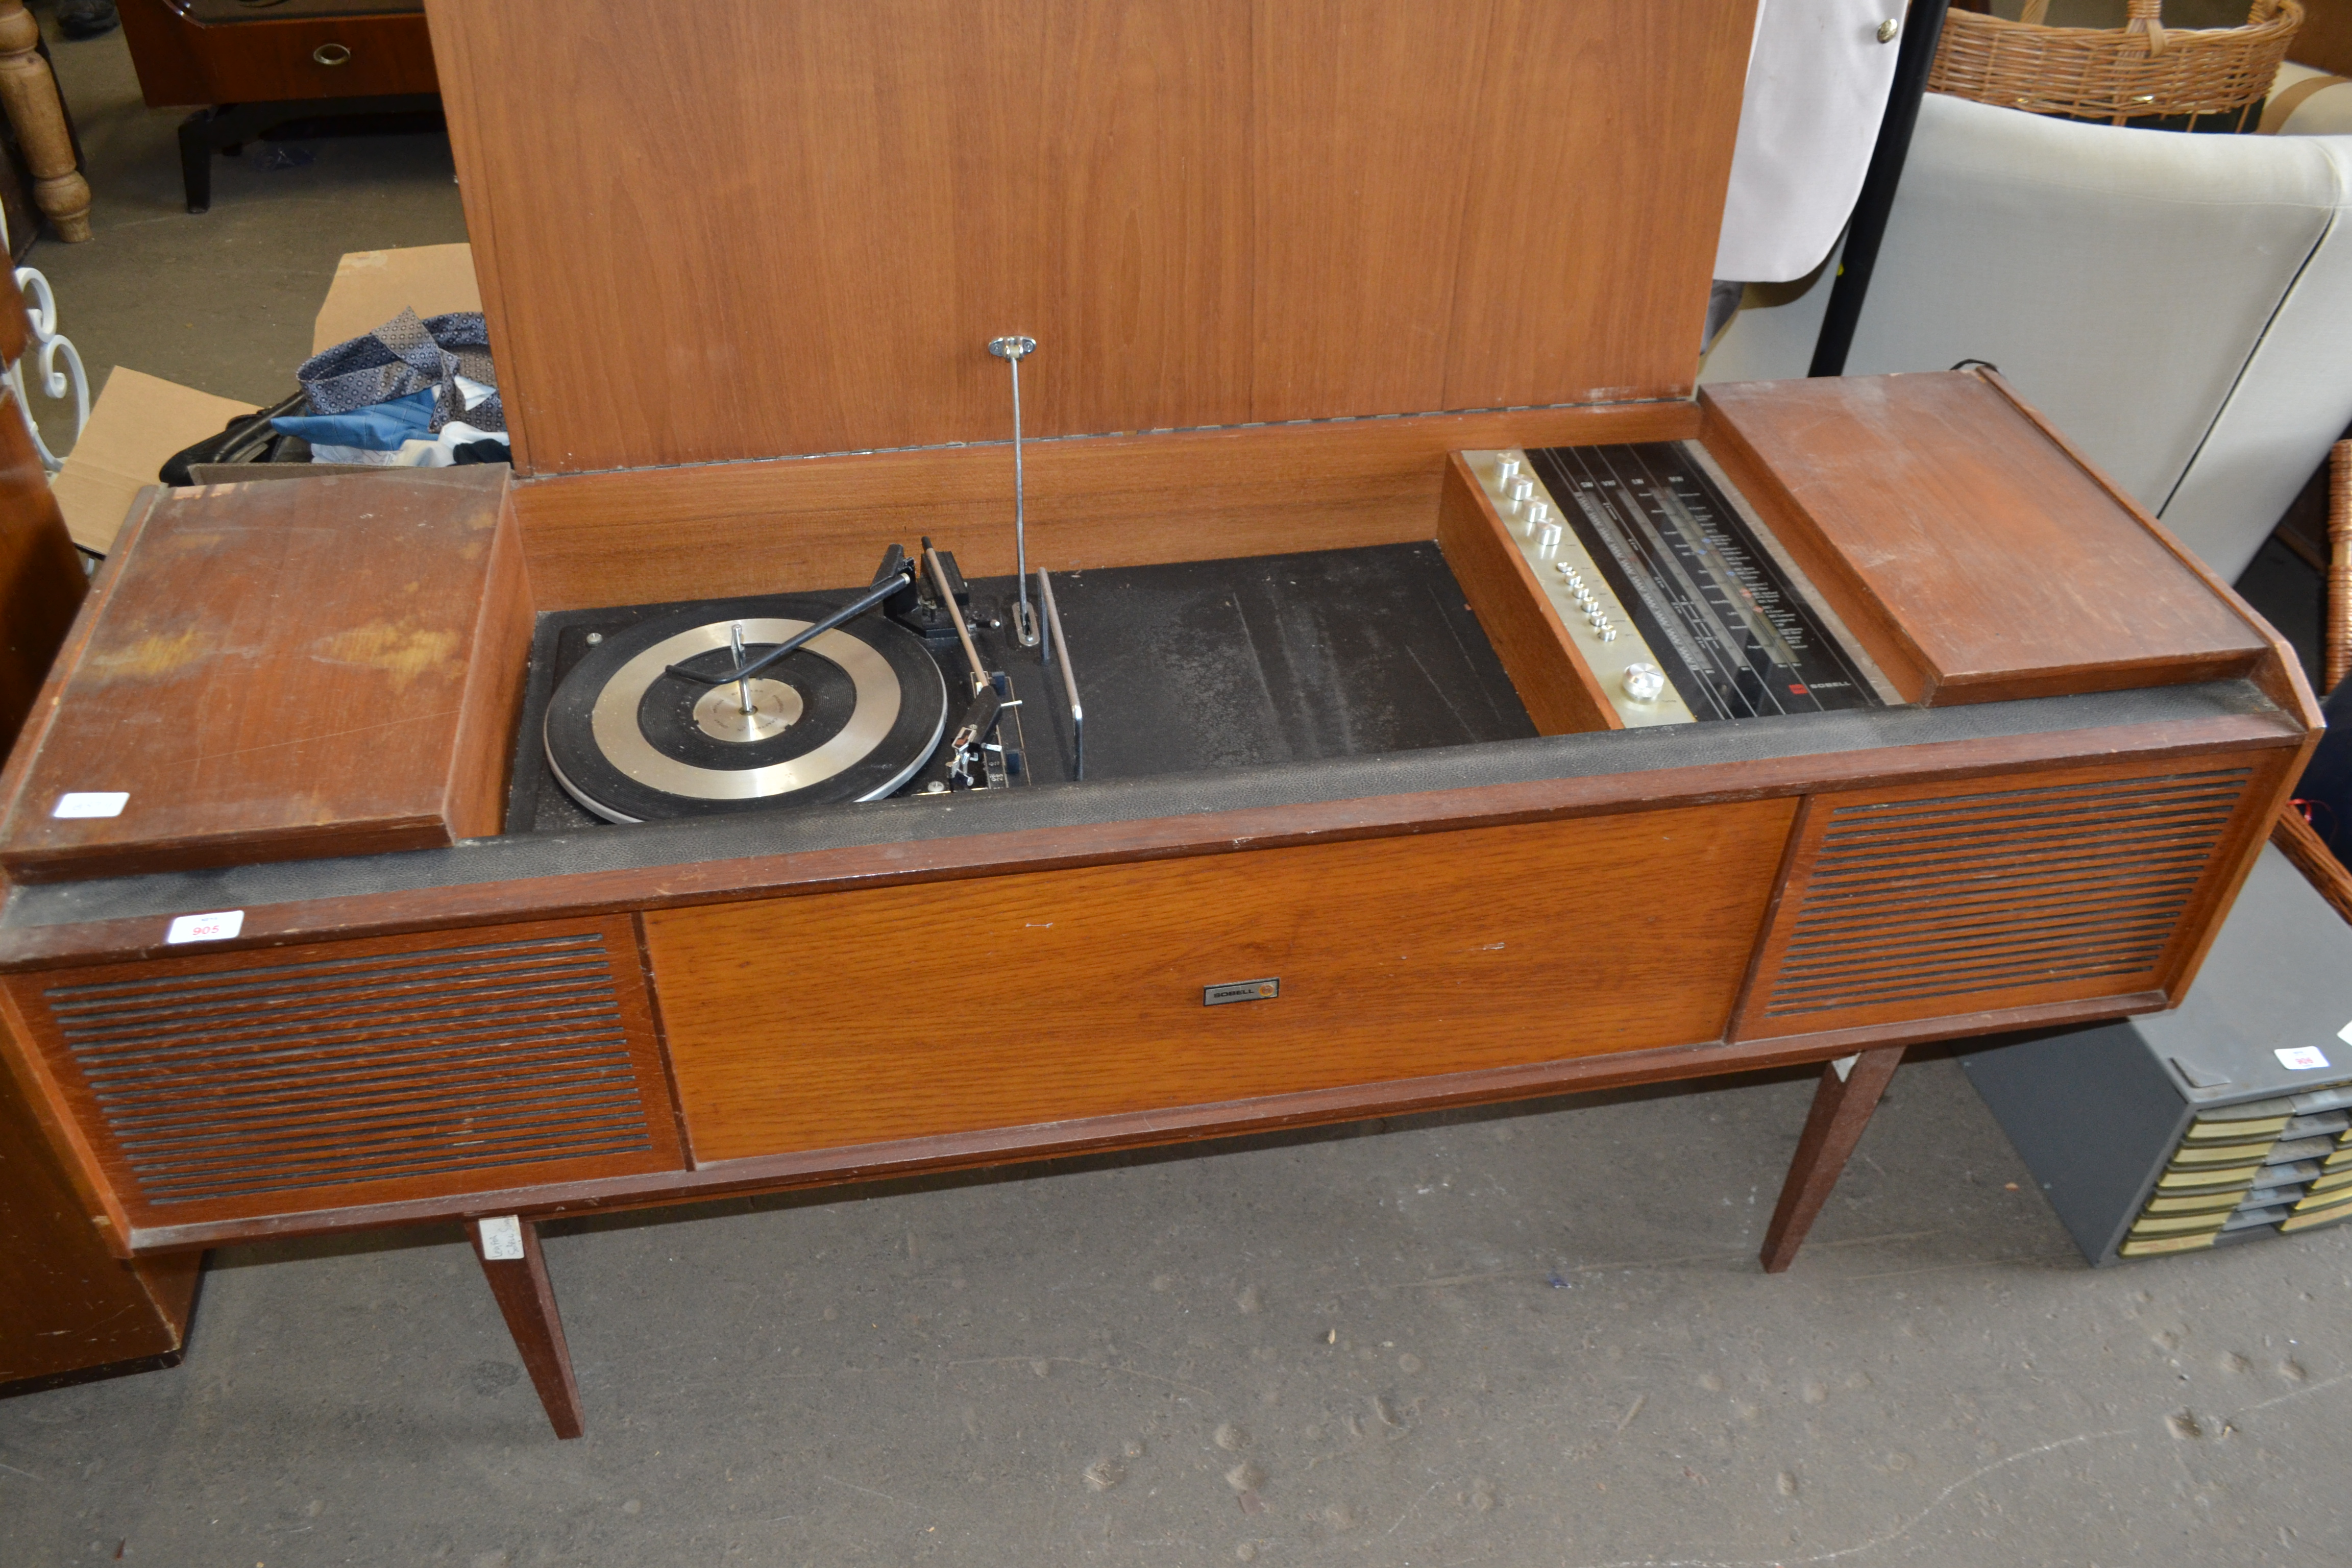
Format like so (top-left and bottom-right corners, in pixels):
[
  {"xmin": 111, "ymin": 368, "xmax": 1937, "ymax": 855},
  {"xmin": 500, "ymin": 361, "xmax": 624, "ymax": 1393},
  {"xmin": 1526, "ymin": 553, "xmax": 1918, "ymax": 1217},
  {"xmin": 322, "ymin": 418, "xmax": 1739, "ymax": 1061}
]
[{"xmin": 0, "ymin": 0, "xmax": 2318, "ymax": 1442}]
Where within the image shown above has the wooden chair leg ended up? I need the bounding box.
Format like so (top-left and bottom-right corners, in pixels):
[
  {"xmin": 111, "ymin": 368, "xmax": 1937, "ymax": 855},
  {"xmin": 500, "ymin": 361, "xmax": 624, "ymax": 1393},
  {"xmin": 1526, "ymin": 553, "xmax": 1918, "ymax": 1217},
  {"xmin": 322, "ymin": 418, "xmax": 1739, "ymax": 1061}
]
[
  {"xmin": 468, "ymin": 1216, "xmax": 585, "ymax": 1439},
  {"xmin": 1759, "ymin": 1045, "xmax": 1904, "ymax": 1273},
  {"xmin": 0, "ymin": 1, "xmax": 91, "ymax": 242}
]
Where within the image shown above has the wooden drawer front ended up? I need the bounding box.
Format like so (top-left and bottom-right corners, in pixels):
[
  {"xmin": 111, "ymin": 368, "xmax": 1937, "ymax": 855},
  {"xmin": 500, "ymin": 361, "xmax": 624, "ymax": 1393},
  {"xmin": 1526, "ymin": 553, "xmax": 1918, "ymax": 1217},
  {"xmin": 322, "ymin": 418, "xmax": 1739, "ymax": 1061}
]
[
  {"xmin": 123, "ymin": 3, "xmax": 438, "ymax": 107},
  {"xmin": 1735, "ymin": 755, "xmax": 2275, "ymax": 1040},
  {"xmin": 646, "ymin": 800, "xmax": 1797, "ymax": 1165},
  {"xmin": 5, "ymin": 918, "xmax": 682, "ymax": 1228}
]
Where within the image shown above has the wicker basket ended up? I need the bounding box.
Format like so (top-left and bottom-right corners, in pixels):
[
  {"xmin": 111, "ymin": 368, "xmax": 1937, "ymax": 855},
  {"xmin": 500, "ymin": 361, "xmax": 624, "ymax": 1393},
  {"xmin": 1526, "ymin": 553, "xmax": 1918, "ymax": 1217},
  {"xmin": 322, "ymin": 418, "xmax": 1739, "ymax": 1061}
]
[{"xmin": 1928, "ymin": 0, "xmax": 2303, "ymax": 128}]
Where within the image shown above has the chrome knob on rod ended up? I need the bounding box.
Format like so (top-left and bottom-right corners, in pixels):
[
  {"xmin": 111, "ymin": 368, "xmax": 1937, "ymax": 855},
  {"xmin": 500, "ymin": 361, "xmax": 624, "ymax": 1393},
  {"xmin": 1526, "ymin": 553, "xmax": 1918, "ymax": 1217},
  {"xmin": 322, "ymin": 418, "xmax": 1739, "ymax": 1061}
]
[{"xmin": 988, "ymin": 334, "xmax": 1041, "ymax": 648}]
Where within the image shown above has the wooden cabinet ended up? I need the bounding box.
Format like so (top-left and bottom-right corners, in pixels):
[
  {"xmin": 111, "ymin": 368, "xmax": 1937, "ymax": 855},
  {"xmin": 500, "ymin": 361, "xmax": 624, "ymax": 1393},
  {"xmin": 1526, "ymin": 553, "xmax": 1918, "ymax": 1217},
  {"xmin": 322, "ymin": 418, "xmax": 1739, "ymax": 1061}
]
[{"xmin": 0, "ymin": 0, "xmax": 2321, "ymax": 1438}]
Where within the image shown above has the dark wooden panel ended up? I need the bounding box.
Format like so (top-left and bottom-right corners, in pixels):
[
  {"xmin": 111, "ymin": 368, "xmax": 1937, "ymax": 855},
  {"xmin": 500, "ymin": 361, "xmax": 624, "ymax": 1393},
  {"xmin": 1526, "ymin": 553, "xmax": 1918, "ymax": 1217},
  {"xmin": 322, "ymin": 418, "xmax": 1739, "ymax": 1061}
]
[
  {"xmin": 1437, "ymin": 454, "xmax": 1616, "ymax": 734},
  {"xmin": 118, "ymin": 0, "xmax": 438, "ymax": 109},
  {"xmin": 425, "ymin": 0, "xmax": 1751, "ymax": 475},
  {"xmin": 0, "ymin": 258, "xmax": 29, "ymax": 365},
  {"xmin": 0, "ymin": 467, "xmax": 525, "ymax": 882},
  {"xmin": 511, "ymin": 400, "xmax": 1703, "ymax": 612},
  {"xmin": 3, "ymin": 916, "xmax": 685, "ymax": 1231},
  {"xmin": 2284, "ymin": 0, "xmax": 2352, "ymax": 78},
  {"xmin": 0, "ymin": 387, "xmax": 84, "ymax": 756},
  {"xmin": 649, "ymin": 800, "xmax": 1796, "ymax": 1164},
  {"xmin": 0, "ymin": 1022, "xmax": 195, "ymax": 1387},
  {"xmin": 1734, "ymin": 753, "xmax": 2281, "ymax": 1041},
  {"xmin": 1698, "ymin": 374, "xmax": 2272, "ymax": 706}
]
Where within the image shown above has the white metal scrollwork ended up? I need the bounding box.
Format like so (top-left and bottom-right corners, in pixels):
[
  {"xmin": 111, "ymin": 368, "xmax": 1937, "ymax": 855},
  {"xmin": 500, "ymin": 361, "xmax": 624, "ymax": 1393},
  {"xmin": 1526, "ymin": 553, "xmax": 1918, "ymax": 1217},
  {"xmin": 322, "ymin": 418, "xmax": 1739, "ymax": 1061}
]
[{"xmin": 0, "ymin": 204, "xmax": 85, "ymax": 472}]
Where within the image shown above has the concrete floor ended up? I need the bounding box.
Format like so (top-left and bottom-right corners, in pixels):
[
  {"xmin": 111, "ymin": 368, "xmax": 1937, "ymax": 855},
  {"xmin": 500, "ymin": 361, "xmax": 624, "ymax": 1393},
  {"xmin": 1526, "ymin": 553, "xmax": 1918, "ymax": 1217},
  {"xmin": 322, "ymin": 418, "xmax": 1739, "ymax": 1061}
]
[{"xmin": 5, "ymin": 18, "xmax": 2352, "ymax": 1568}]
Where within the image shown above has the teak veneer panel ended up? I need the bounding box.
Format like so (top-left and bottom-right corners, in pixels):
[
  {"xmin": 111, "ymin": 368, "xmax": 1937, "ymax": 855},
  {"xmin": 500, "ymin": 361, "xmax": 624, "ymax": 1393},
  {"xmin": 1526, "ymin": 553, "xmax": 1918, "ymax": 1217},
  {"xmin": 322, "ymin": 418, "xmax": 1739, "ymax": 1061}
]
[
  {"xmin": 1436, "ymin": 453, "xmax": 1617, "ymax": 736},
  {"xmin": 511, "ymin": 400, "xmax": 1702, "ymax": 611},
  {"xmin": 0, "ymin": 467, "xmax": 527, "ymax": 883},
  {"xmin": 425, "ymin": 0, "xmax": 1753, "ymax": 475},
  {"xmin": 648, "ymin": 800, "xmax": 1797, "ymax": 1164},
  {"xmin": 1698, "ymin": 374, "xmax": 2270, "ymax": 706}
]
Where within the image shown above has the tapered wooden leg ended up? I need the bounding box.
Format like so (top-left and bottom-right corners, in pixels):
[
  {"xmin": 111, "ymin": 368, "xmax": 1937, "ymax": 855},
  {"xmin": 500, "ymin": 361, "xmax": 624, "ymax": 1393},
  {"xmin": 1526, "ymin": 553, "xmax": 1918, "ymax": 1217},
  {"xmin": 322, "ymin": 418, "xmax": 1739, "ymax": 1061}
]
[
  {"xmin": 0, "ymin": 1, "xmax": 90, "ymax": 242},
  {"xmin": 468, "ymin": 1215, "xmax": 585, "ymax": 1439},
  {"xmin": 1759, "ymin": 1046, "xmax": 1904, "ymax": 1273}
]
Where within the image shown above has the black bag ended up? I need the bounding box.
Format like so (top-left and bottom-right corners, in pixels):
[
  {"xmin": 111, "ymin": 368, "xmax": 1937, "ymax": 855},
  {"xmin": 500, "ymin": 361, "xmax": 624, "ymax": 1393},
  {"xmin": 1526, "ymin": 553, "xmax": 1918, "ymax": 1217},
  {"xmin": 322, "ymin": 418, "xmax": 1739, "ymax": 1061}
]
[{"xmin": 157, "ymin": 390, "xmax": 311, "ymax": 486}]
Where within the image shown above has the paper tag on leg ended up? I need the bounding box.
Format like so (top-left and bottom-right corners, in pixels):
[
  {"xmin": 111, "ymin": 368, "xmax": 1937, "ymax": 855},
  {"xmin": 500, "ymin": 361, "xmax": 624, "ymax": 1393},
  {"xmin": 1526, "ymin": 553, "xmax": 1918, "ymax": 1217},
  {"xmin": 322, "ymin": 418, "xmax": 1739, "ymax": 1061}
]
[
  {"xmin": 478, "ymin": 1215, "xmax": 525, "ymax": 1261},
  {"xmin": 52, "ymin": 792, "xmax": 127, "ymax": 819},
  {"xmin": 2278, "ymin": 1046, "xmax": 2332, "ymax": 1072}
]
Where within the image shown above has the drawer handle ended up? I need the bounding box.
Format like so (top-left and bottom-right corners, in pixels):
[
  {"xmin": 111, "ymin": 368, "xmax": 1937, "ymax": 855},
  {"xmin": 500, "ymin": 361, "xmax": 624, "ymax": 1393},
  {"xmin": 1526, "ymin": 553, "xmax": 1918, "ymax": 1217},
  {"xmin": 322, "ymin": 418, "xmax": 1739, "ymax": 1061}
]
[{"xmin": 312, "ymin": 42, "xmax": 353, "ymax": 66}]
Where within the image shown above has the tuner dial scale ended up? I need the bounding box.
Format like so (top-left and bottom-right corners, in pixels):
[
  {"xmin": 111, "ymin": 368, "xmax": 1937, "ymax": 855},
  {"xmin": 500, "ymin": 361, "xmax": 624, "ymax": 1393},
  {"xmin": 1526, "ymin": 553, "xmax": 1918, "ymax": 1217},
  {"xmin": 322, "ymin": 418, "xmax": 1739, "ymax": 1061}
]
[{"xmin": 1465, "ymin": 448, "xmax": 1694, "ymax": 727}]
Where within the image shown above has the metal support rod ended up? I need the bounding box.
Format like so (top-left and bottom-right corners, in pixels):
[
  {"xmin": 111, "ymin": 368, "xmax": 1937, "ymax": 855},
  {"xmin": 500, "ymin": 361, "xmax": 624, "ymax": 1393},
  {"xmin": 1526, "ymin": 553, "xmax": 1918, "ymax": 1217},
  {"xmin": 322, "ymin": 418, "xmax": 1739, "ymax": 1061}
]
[
  {"xmin": 927, "ymin": 545, "xmax": 989, "ymax": 693},
  {"xmin": 728, "ymin": 622, "xmax": 753, "ymax": 714},
  {"xmin": 989, "ymin": 335, "xmax": 1041, "ymax": 647},
  {"xmin": 1807, "ymin": 0, "xmax": 1952, "ymax": 378},
  {"xmin": 1038, "ymin": 568, "xmax": 1082, "ymax": 780}
]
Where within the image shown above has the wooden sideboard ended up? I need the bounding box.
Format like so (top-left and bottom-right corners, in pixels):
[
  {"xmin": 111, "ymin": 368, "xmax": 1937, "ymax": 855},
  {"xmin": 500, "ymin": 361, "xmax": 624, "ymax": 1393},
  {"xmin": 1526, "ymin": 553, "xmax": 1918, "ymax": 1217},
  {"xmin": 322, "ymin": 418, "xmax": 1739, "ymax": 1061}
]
[
  {"xmin": 0, "ymin": 0, "xmax": 2314, "ymax": 1437},
  {"xmin": 118, "ymin": 0, "xmax": 439, "ymax": 213}
]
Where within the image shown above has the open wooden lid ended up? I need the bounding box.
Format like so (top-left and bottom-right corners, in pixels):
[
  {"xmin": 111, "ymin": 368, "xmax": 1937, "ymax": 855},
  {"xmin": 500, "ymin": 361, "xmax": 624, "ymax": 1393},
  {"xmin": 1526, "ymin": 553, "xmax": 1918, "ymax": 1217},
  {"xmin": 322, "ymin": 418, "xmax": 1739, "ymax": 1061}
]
[{"xmin": 424, "ymin": 0, "xmax": 1757, "ymax": 478}]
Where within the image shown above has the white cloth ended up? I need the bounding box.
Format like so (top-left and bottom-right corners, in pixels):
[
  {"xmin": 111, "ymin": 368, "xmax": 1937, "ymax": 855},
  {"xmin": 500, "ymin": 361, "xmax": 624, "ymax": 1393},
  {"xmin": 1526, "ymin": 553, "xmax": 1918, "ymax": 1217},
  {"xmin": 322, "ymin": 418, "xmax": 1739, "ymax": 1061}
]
[
  {"xmin": 1713, "ymin": 0, "xmax": 1907, "ymax": 283},
  {"xmin": 311, "ymin": 422, "xmax": 510, "ymax": 469}
]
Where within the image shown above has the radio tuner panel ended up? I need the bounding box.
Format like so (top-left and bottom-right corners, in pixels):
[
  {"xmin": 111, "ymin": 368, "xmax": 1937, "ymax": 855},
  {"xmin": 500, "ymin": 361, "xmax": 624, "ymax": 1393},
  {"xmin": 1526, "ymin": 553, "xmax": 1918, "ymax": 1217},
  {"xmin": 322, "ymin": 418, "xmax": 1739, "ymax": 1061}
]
[{"xmin": 1459, "ymin": 444, "xmax": 1892, "ymax": 729}]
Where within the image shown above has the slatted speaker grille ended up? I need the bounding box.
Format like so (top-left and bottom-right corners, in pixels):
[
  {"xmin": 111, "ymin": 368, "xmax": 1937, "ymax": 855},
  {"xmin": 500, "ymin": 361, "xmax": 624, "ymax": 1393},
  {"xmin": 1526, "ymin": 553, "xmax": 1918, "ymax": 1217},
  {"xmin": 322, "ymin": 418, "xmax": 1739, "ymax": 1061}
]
[
  {"xmin": 43, "ymin": 932, "xmax": 658, "ymax": 1206},
  {"xmin": 1760, "ymin": 766, "xmax": 2251, "ymax": 1020}
]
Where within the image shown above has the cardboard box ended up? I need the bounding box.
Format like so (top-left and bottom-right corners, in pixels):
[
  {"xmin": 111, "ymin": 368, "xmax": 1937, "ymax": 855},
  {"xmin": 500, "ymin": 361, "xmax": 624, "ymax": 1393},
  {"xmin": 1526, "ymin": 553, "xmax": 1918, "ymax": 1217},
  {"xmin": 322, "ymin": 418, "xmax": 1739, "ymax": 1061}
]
[
  {"xmin": 47, "ymin": 243, "xmax": 484, "ymax": 554},
  {"xmin": 308, "ymin": 242, "xmax": 482, "ymax": 357},
  {"xmin": 51, "ymin": 368, "xmax": 254, "ymax": 553}
]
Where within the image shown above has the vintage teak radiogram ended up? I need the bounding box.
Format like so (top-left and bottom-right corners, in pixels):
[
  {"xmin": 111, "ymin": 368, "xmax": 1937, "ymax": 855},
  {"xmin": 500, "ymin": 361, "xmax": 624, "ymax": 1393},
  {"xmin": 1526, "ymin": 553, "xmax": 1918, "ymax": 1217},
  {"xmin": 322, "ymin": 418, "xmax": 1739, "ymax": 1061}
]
[{"xmin": 0, "ymin": 0, "xmax": 2319, "ymax": 1438}]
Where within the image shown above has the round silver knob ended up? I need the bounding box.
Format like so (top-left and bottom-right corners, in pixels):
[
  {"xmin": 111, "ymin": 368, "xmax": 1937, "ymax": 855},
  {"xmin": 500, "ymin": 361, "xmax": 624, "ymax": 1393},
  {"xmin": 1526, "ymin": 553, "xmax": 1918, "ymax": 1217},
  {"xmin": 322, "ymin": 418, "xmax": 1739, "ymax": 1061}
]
[
  {"xmin": 1495, "ymin": 455, "xmax": 1523, "ymax": 481},
  {"xmin": 1508, "ymin": 478, "xmax": 1535, "ymax": 504},
  {"xmin": 1877, "ymin": 17, "xmax": 1899, "ymax": 42},
  {"xmin": 1536, "ymin": 522, "xmax": 1561, "ymax": 547},
  {"xmin": 1525, "ymin": 500, "xmax": 1552, "ymax": 528},
  {"xmin": 1622, "ymin": 663, "xmax": 1667, "ymax": 701}
]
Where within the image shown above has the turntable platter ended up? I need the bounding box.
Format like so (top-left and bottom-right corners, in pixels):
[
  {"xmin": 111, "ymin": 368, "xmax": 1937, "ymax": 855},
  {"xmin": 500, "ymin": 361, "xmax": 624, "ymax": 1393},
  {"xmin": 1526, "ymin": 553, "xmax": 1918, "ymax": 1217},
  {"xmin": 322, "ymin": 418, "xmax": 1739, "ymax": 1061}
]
[{"xmin": 543, "ymin": 596, "xmax": 948, "ymax": 823}]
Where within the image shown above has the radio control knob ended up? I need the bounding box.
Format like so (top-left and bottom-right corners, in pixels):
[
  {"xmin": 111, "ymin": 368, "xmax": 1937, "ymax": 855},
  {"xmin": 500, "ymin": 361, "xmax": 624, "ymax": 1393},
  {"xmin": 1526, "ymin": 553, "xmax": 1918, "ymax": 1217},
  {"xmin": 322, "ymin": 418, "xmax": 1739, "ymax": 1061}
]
[
  {"xmin": 1496, "ymin": 455, "xmax": 1523, "ymax": 481},
  {"xmin": 1536, "ymin": 522, "xmax": 1561, "ymax": 547},
  {"xmin": 1622, "ymin": 663, "xmax": 1666, "ymax": 701},
  {"xmin": 1508, "ymin": 478, "xmax": 1535, "ymax": 504}
]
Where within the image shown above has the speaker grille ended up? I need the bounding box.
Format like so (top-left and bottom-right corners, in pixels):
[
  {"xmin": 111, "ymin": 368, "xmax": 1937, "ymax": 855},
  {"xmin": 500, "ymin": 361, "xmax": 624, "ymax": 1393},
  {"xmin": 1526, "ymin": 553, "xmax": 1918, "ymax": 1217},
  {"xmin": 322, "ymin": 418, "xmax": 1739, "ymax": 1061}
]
[
  {"xmin": 1757, "ymin": 767, "xmax": 2251, "ymax": 1022},
  {"xmin": 43, "ymin": 929, "xmax": 662, "ymax": 1207}
]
